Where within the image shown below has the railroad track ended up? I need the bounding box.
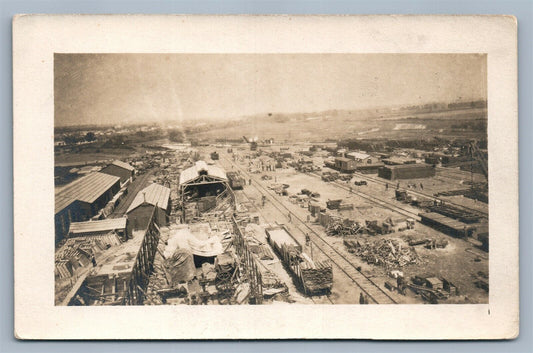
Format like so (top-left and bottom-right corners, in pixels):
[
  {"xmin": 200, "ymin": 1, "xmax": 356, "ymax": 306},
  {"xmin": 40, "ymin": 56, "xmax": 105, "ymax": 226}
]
[
  {"xmin": 233, "ymin": 185, "xmax": 336, "ymax": 304},
  {"xmin": 307, "ymin": 172, "xmax": 421, "ymax": 220},
  {"xmin": 349, "ymin": 170, "xmax": 488, "ymax": 218},
  {"xmin": 220, "ymin": 155, "xmax": 398, "ymax": 304},
  {"xmin": 310, "ymin": 295, "xmax": 335, "ymax": 304}
]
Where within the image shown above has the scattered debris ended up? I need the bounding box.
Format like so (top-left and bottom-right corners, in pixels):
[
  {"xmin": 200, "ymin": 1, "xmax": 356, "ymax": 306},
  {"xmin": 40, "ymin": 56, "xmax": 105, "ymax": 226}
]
[{"xmin": 344, "ymin": 238, "xmax": 419, "ymax": 269}]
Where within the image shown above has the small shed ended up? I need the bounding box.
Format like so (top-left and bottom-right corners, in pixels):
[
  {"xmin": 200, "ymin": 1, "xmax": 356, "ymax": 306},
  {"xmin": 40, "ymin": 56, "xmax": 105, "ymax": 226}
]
[
  {"xmin": 100, "ymin": 160, "xmax": 135, "ymax": 186},
  {"xmin": 334, "ymin": 157, "xmax": 357, "ymax": 173},
  {"xmin": 126, "ymin": 183, "xmax": 171, "ymax": 230}
]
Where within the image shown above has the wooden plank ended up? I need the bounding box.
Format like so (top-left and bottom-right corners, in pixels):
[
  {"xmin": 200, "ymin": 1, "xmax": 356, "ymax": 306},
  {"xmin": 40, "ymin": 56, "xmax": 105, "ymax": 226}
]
[{"xmin": 60, "ymin": 273, "xmax": 88, "ymax": 306}]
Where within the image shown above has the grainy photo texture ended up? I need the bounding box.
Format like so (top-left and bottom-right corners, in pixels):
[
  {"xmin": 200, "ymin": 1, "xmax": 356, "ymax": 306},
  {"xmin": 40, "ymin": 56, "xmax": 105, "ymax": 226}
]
[
  {"xmin": 14, "ymin": 15, "xmax": 518, "ymax": 339},
  {"xmin": 53, "ymin": 53, "xmax": 489, "ymax": 306}
]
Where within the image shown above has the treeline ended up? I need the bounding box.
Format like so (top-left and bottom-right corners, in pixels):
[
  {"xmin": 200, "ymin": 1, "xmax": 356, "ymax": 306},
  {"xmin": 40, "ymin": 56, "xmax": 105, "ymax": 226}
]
[
  {"xmin": 450, "ymin": 120, "xmax": 487, "ymax": 131},
  {"xmin": 338, "ymin": 137, "xmax": 487, "ymax": 152}
]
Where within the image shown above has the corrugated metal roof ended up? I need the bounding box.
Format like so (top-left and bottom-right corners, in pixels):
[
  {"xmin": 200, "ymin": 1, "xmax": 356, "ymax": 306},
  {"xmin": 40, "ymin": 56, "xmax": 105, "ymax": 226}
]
[
  {"xmin": 126, "ymin": 183, "xmax": 170, "ymax": 213},
  {"xmin": 179, "ymin": 161, "xmax": 227, "ymax": 185},
  {"xmin": 55, "ymin": 194, "xmax": 77, "ymax": 215},
  {"xmin": 55, "ymin": 172, "xmax": 120, "ymax": 214},
  {"xmin": 111, "ymin": 160, "xmax": 135, "ymax": 172},
  {"xmin": 68, "ymin": 217, "xmax": 127, "ymax": 234}
]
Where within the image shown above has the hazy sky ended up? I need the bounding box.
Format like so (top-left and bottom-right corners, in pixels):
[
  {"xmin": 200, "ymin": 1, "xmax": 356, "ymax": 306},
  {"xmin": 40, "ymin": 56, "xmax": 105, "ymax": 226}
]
[{"xmin": 55, "ymin": 54, "xmax": 487, "ymax": 126}]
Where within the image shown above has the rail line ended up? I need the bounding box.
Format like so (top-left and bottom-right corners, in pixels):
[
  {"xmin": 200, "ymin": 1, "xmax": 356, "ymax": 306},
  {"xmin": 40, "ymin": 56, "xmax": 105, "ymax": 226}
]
[
  {"xmin": 308, "ymin": 172, "xmax": 421, "ymax": 221},
  {"xmin": 349, "ymin": 170, "xmax": 488, "ymax": 217},
  {"xmin": 230, "ymin": 178, "xmax": 337, "ymax": 304},
  {"xmin": 309, "ymin": 295, "xmax": 335, "ymax": 304},
  {"xmin": 221, "ymin": 155, "xmax": 398, "ymax": 304}
]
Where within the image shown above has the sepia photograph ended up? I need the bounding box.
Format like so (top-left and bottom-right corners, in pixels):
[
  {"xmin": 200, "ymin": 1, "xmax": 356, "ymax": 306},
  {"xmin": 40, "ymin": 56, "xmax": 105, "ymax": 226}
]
[
  {"xmin": 53, "ymin": 53, "xmax": 489, "ymax": 306},
  {"xmin": 13, "ymin": 15, "xmax": 518, "ymax": 339}
]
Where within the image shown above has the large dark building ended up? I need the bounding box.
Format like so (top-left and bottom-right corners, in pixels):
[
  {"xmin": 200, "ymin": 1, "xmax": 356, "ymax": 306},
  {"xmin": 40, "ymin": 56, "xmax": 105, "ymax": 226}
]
[
  {"xmin": 55, "ymin": 172, "xmax": 121, "ymax": 244},
  {"xmin": 378, "ymin": 164, "xmax": 436, "ymax": 180},
  {"xmin": 100, "ymin": 160, "xmax": 135, "ymax": 186}
]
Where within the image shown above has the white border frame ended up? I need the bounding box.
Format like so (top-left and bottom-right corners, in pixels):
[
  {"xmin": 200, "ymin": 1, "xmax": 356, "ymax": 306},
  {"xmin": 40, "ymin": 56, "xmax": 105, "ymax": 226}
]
[{"xmin": 13, "ymin": 15, "xmax": 518, "ymax": 339}]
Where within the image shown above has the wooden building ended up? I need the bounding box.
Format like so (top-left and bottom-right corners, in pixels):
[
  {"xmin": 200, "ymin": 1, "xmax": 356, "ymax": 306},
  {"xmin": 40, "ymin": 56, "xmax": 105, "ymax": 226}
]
[
  {"xmin": 378, "ymin": 164, "xmax": 436, "ymax": 180},
  {"xmin": 100, "ymin": 160, "xmax": 135, "ymax": 186},
  {"xmin": 64, "ymin": 208, "xmax": 160, "ymax": 306},
  {"xmin": 126, "ymin": 183, "xmax": 171, "ymax": 230},
  {"xmin": 345, "ymin": 151, "xmax": 373, "ymax": 164},
  {"xmin": 55, "ymin": 172, "xmax": 121, "ymax": 244},
  {"xmin": 334, "ymin": 157, "xmax": 357, "ymax": 173},
  {"xmin": 179, "ymin": 161, "xmax": 232, "ymax": 222}
]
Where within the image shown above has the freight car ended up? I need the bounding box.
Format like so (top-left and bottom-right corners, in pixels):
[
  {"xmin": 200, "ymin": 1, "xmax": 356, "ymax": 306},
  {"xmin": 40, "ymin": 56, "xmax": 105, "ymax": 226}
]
[
  {"xmin": 226, "ymin": 172, "xmax": 245, "ymax": 190},
  {"xmin": 265, "ymin": 225, "xmax": 333, "ymax": 295}
]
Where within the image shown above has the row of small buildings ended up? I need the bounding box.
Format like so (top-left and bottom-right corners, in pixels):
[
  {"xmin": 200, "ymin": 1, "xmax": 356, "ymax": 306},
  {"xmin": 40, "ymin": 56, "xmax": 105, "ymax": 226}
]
[
  {"xmin": 54, "ymin": 160, "xmax": 172, "ymax": 244},
  {"xmin": 58, "ymin": 160, "xmax": 228, "ymax": 305},
  {"xmin": 327, "ymin": 150, "xmax": 436, "ymax": 180}
]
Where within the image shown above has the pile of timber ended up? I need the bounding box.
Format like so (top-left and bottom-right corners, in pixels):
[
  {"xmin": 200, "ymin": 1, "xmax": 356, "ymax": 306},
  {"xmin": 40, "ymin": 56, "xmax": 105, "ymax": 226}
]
[
  {"xmin": 299, "ymin": 253, "xmax": 333, "ymax": 294},
  {"xmin": 429, "ymin": 204, "xmax": 481, "ymax": 224},
  {"xmin": 55, "ymin": 233, "xmax": 122, "ymax": 279},
  {"xmin": 244, "ymin": 231, "xmax": 275, "ymax": 260},
  {"xmin": 261, "ymin": 270, "xmax": 288, "ymax": 298},
  {"xmin": 344, "ymin": 238, "xmax": 419, "ymax": 269},
  {"xmin": 326, "ymin": 219, "xmax": 365, "ymax": 236}
]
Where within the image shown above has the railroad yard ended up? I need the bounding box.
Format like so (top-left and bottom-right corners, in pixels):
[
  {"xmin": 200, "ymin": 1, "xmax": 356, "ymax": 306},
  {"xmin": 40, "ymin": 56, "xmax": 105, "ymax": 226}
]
[{"xmin": 54, "ymin": 136, "xmax": 489, "ymax": 306}]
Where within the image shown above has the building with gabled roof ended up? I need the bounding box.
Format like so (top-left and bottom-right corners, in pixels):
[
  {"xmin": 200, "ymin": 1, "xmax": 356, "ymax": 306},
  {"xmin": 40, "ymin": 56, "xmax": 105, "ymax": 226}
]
[
  {"xmin": 346, "ymin": 151, "xmax": 371, "ymax": 162},
  {"xmin": 178, "ymin": 160, "xmax": 227, "ymax": 185},
  {"xmin": 126, "ymin": 183, "xmax": 171, "ymax": 230},
  {"xmin": 55, "ymin": 172, "xmax": 121, "ymax": 244},
  {"xmin": 179, "ymin": 161, "xmax": 232, "ymax": 222},
  {"xmin": 100, "ymin": 160, "xmax": 135, "ymax": 186}
]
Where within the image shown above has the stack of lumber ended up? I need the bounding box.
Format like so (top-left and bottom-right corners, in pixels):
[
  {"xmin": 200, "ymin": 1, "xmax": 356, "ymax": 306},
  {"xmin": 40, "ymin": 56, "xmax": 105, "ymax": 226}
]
[
  {"xmin": 338, "ymin": 203, "xmax": 354, "ymax": 211},
  {"xmin": 326, "ymin": 199, "xmax": 343, "ymax": 210},
  {"xmin": 261, "ymin": 270, "xmax": 287, "ymax": 294},
  {"xmin": 299, "ymin": 254, "xmax": 333, "ymax": 293},
  {"xmin": 244, "ymin": 228, "xmax": 275, "ymax": 260},
  {"xmin": 326, "ymin": 219, "xmax": 364, "ymax": 237}
]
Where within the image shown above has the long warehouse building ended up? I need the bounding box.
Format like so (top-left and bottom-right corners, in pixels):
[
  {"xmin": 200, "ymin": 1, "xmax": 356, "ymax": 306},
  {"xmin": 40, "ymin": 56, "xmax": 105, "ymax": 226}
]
[
  {"xmin": 378, "ymin": 163, "xmax": 436, "ymax": 180},
  {"xmin": 55, "ymin": 172, "xmax": 121, "ymax": 244}
]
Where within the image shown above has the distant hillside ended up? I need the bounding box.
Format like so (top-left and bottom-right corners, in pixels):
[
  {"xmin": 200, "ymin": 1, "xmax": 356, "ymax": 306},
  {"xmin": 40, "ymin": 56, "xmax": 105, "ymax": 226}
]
[{"xmin": 189, "ymin": 101, "xmax": 487, "ymax": 143}]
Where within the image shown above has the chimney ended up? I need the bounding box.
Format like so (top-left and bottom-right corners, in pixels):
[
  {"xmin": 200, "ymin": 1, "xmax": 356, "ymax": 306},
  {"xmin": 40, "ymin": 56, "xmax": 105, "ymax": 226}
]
[{"xmin": 143, "ymin": 192, "xmax": 146, "ymax": 203}]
